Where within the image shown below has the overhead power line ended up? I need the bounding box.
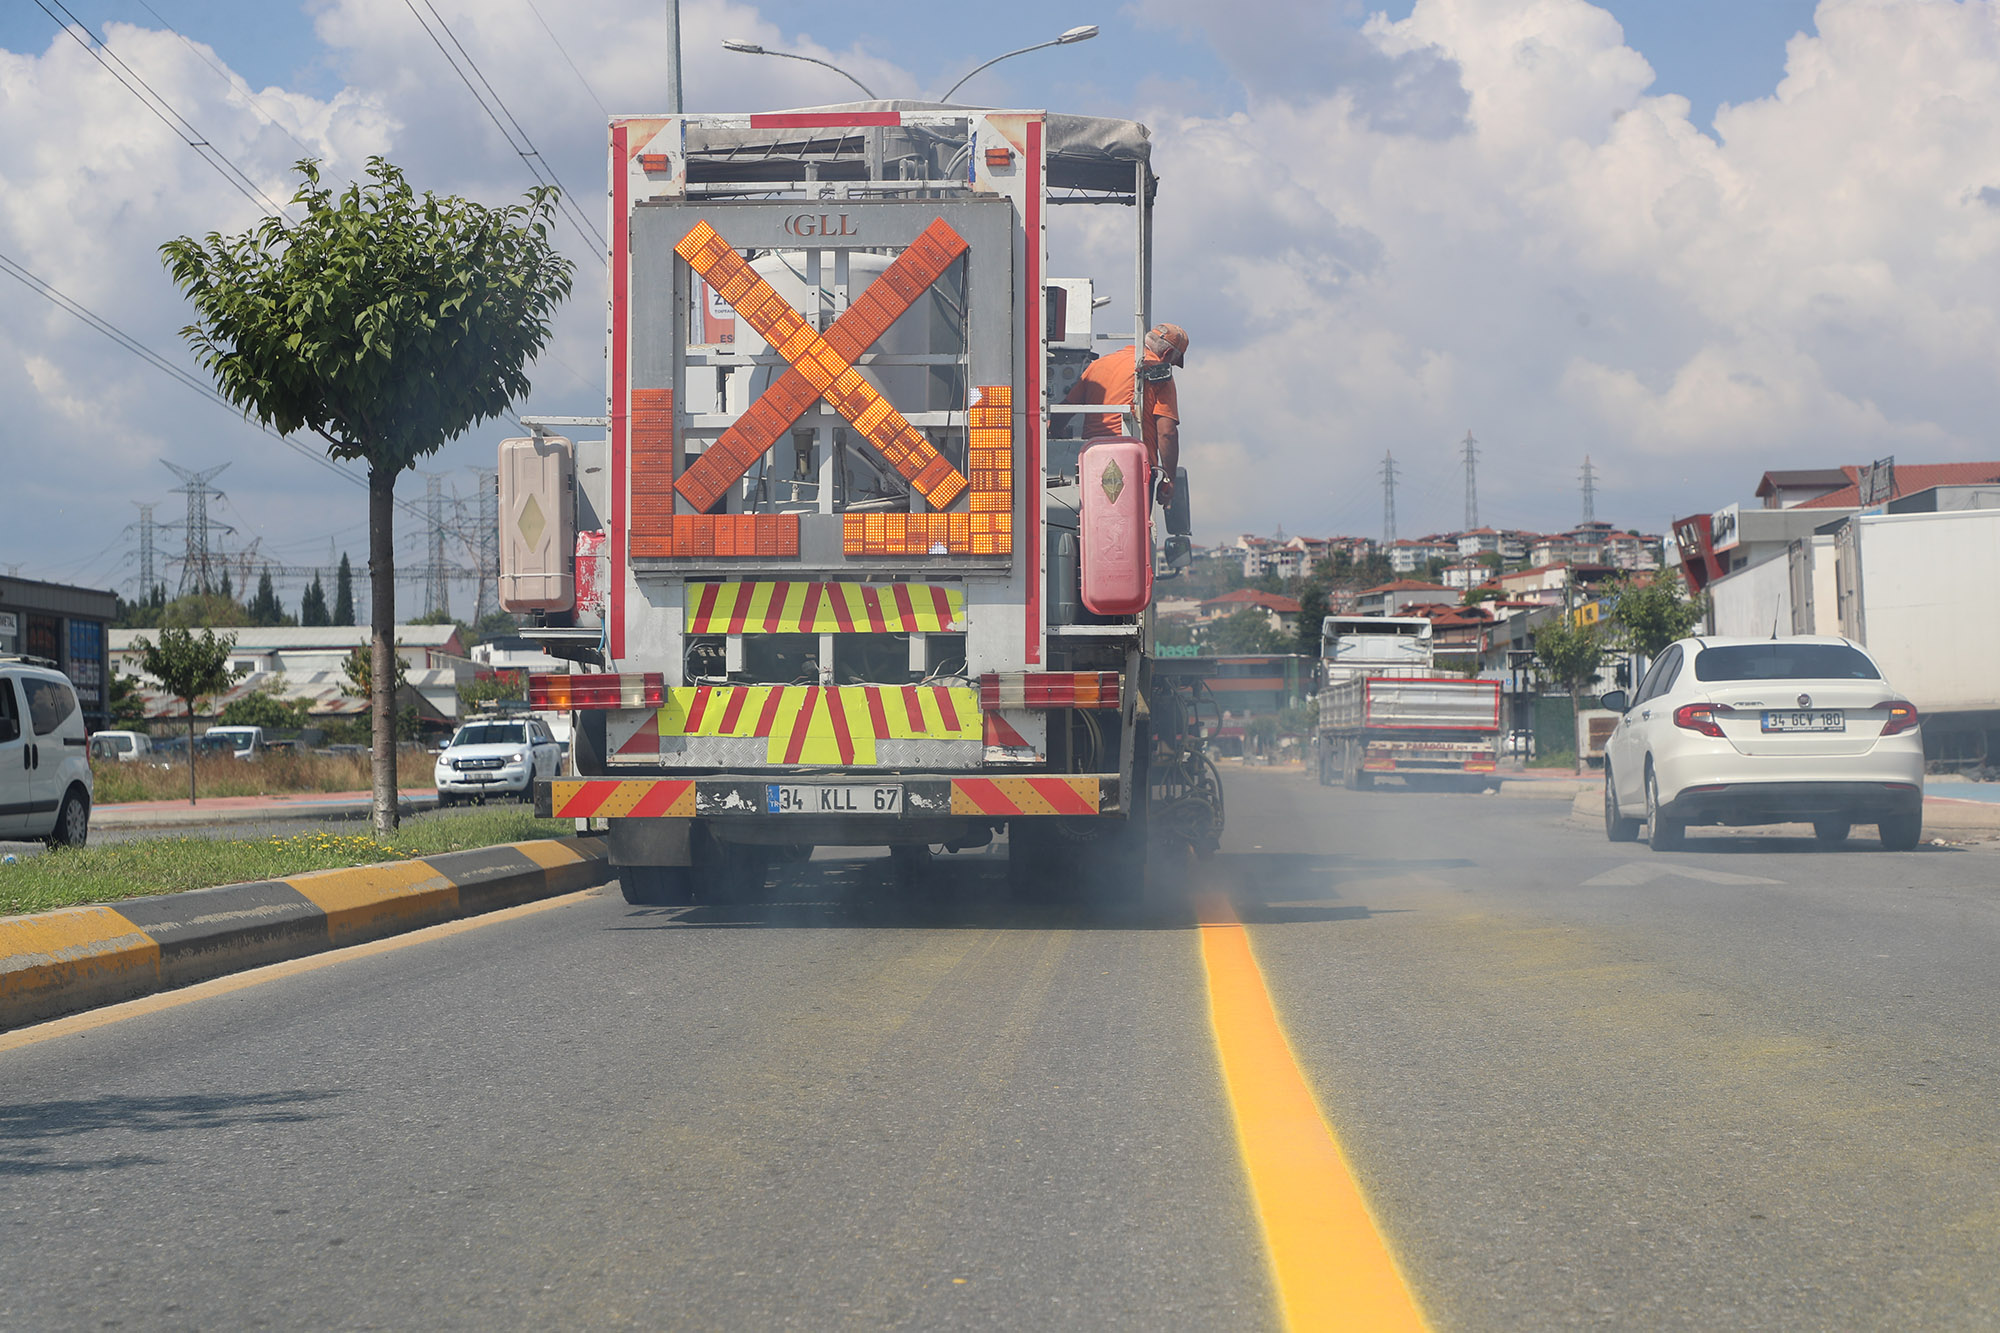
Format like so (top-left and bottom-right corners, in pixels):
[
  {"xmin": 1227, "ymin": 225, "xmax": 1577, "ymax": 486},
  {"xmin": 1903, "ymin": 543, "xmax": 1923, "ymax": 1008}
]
[
  {"xmin": 522, "ymin": 0, "xmax": 609, "ymax": 116},
  {"xmin": 32, "ymin": 0, "xmax": 293, "ymax": 220},
  {"xmin": 131, "ymin": 0, "xmax": 315, "ymax": 158},
  {"xmin": 402, "ymin": 0, "xmax": 608, "ymax": 260}
]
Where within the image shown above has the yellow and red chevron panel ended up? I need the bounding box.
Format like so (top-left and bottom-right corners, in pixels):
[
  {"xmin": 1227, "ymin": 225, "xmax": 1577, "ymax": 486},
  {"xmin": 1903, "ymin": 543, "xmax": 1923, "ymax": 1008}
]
[
  {"xmin": 672, "ymin": 219, "xmax": 969, "ymax": 512},
  {"xmin": 546, "ymin": 778, "xmax": 695, "ymax": 819},
  {"xmin": 616, "ymin": 684, "xmax": 980, "ymax": 766},
  {"xmin": 684, "ymin": 582, "xmax": 964, "ymax": 634},
  {"xmin": 843, "ymin": 385, "xmax": 1013, "ymax": 555},
  {"xmin": 949, "ymin": 777, "xmax": 1105, "ymax": 817}
]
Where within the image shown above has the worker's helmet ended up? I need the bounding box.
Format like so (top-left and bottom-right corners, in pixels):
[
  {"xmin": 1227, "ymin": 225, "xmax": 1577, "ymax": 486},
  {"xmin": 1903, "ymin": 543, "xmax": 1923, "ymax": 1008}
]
[{"xmin": 1145, "ymin": 322, "xmax": 1188, "ymax": 367}]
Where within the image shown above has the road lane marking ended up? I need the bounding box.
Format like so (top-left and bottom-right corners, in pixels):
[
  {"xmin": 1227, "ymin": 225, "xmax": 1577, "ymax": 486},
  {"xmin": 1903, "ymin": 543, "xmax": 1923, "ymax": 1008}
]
[
  {"xmin": 1582, "ymin": 863, "xmax": 1780, "ymax": 886},
  {"xmin": 1198, "ymin": 891, "xmax": 1430, "ymax": 1332},
  {"xmin": 0, "ymin": 888, "xmax": 598, "ymax": 1054}
]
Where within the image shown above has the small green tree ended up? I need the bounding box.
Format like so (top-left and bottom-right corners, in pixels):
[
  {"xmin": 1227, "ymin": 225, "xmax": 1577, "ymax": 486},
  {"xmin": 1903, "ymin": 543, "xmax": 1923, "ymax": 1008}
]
[
  {"xmin": 107, "ymin": 667, "xmax": 148, "ymax": 730},
  {"xmin": 1295, "ymin": 581, "xmax": 1330, "ymax": 658},
  {"xmin": 217, "ymin": 689, "xmax": 308, "ymax": 730},
  {"xmin": 458, "ymin": 671, "xmax": 524, "ymax": 713},
  {"xmin": 132, "ymin": 627, "xmax": 243, "ymax": 804},
  {"xmin": 299, "ymin": 573, "xmax": 330, "ymax": 627},
  {"xmin": 342, "ymin": 643, "xmax": 407, "ymax": 701},
  {"xmin": 1533, "ymin": 616, "xmax": 1605, "ymax": 774},
  {"xmin": 1208, "ymin": 607, "xmax": 1285, "ymax": 655},
  {"xmin": 163, "ymin": 157, "xmax": 572, "ymax": 834},
  {"xmin": 333, "ymin": 554, "xmax": 355, "ymax": 626},
  {"xmin": 1608, "ymin": 575, "xmax": 1709, "ymax": 658}
]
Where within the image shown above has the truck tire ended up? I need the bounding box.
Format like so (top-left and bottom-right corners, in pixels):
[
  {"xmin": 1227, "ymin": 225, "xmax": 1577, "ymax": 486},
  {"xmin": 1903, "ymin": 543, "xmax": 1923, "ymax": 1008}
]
[
  {"xmin": 620, "ymin": 864, "xmax": 693, "ymax": 906},
  {"xmin": 691, "ymin": 824, "xmax": 771, "ymax": 903},
  {"xmin": 889, "ymin": 844, "xmax": 932, "ymax": 892},
  {"xmin": 1342, "ymin": 741, "xmax": 1374, "ymax": 791},
  {"xmin": 1316, "ymin": 745, "xmax": 1335, "ymax": 787}
]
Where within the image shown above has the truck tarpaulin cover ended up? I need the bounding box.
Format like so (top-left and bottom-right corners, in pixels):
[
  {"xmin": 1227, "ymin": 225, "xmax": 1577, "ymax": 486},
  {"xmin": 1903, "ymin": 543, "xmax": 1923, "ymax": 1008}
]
[{"xmin": 681, "ymin": 101, "xmax": 1152, "ymax": 196}]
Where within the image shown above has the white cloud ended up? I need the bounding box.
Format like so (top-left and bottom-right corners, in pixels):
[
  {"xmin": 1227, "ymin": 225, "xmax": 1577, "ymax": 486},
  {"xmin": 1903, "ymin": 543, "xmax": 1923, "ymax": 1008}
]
[{"xmin": 8, "ymin": 0, "xmax": 2000, "ymax": 590}]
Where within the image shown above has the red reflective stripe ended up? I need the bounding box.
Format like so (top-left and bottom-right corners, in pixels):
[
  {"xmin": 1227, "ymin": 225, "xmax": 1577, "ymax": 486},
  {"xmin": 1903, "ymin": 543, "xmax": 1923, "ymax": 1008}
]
[
  {"xmin": 800, "ymin": 582, "xmax": 826, "ymax": 631},
  {"xmin": 683, "ymin": 684, "xmax": 713, "ymax": 733},
  {"xmin": 955, "ymin": 778, "xmax": 1012, "ymax": 814},
  {"xmin": 1024, "ymin": 117, "xmax": 1042, "ymax": 665},
  {"xmin": 716, "ymin": 687, "xmax": 750, "ymax": 735},
  {"xmin": 929, "ymin": 584, "xmax": 952, "ymax": 627},
  {"xmin": 902, "ymin": 686, "xmax": 927, "ymax": 733},
  {"xmin": 1028, "ymin": 777, "xmax": 1095, "ymax": 816},
  {"xmin": 764, "ymin": 582, "xmax": 789, "ymax": 633},
  {"xmin": 727, "ymin": 586, "xmax": 752, "ymax": 635},
  {"xmin": 561, "ymin": 781, "xmax": 618, "ymax": 818},
  {"xmin": 827, "ymin": 686, "xmax": 855, "ymax": 765},
  {"xmin": 830, "ymin": 585, "xmax": 856, "ymax": 633},
  {"xmin": 784, "ymin": 687, "xmax": 820, "ymax": 764},
  {"xmin": 629, "ymin": 779, "xmax": 687, "ymax": 817},
  {"xmin": 753, "ymin": 687, "xmax": 785, "ymax": 737},
  {"xmin": 892, "ymin": 583, "xmax": 917, "ymax": 630},
  {"xmin": 931, "ymin": 686, "xmax": 960, "ymax": 733},
  {"xmin": 862, "ymin": 585, "xmax": 888, "ymax": 633},
  {"xmin": 865, "ymin": 687, "xmax": 890, "ymax": 739},
  {"xmin": 610, "ymin": 125, "xmax": 629, "ymax": 661},
  {"xmin": 693, "ymin": 582, "xmax": 722, "ymax": 631}
]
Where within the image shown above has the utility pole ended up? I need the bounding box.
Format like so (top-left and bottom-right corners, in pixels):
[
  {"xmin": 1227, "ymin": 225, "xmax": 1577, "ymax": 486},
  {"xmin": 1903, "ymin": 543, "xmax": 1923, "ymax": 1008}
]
[
  {"xmin": 1579, "ymin": 455, "xmax": 1597, "ymax": 526},
  {"xmin": 1461, "ymin": 430, "xmax": 1479, "ymax": 531},
  {"xmin": 162, "ymin": 461, "xmax": 233, "ymax": 595},
  {"xmin": 1380, "ymin": 451, "xmax": 1400, "ymax": 550},
  {"xmin": 127, "ymin": 502, "xmax": 160, "ymax": 599},
  {"xmin": 665, "ymin": 0, "xmax": 683, "ymax": 112}
]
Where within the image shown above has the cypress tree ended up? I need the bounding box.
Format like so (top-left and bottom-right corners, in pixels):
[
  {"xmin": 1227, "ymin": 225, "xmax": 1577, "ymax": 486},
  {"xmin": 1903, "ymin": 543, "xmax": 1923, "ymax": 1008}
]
[
  {"xmin": 333, "ymin": 554, "xmax": 355, "ymax": 625},
  {"xmin": 300, "ymin": 573, "xmax": 330, "ymax": 626}
]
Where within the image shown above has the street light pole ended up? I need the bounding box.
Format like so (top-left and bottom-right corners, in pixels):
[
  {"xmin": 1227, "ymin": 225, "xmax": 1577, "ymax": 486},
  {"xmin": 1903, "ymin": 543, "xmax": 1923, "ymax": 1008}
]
[
  {"xmin": 666, "ymin": 0, "xmax": 683, "ymax": 112},
  {"xmin": 941, "ymin": 25, "xmax": 1098, "ymax": 102},
  {"xmin": 721, "ymin": 40, "xmax": 879, "ymax": 100}
]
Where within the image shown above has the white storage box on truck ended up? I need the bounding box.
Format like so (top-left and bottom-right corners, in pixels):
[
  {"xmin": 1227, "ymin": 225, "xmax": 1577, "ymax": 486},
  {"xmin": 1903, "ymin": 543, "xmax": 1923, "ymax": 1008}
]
[
  {"xmin": 500, "ymin": 102, "xmax": 1221, "ymax": 902},
  {"xmin": 1312, "ymin": 616, "xmax": 1502, "ymax": 791}
]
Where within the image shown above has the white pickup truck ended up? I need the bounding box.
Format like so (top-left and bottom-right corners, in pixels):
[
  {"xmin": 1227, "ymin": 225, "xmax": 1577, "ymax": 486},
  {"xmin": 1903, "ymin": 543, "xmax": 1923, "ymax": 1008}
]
[{"xmin": 1312, "ymin": 616, "xmax": 1502, "ymax": 791}]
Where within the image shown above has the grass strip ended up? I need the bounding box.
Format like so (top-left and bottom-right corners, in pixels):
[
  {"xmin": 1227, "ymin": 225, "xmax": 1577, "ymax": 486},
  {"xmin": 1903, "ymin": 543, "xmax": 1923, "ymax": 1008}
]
[{"xmin": 0, "ymin": 809, "xmax": 576, "ymax": 918}]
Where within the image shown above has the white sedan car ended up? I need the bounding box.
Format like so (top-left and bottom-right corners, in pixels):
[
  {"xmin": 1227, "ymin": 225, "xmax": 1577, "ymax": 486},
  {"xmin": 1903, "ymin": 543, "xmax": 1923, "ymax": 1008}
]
[{"xmin": 1601, "ymin": 636, "xmax": 1924, "ymax": 851}]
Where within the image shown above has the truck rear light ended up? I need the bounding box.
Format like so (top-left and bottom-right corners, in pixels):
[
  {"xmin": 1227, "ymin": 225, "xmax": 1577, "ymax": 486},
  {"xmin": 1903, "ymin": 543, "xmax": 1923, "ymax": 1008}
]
[
  {"xmin": 1673, "ymin": 703, "xmax": 1727, "ymax": 738},
  {"xmin": 529, "ymin": 673, "xmax": 666, "ymax": 711},
  {"xmin": 978, "ymin": 672, "xmax": 1121, "ymax": 710},
  {"xmin": 1876, "ymin": 700, "xmax": 1920, "ymax": 735}
]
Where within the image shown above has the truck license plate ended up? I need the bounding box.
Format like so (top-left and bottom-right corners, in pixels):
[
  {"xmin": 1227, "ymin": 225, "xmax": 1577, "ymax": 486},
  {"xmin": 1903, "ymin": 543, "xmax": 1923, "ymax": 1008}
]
[
  {"xmin": 1762, "ymin": 710, "xmax": 1844, "ymax": 732},
  {"xmin": 767, "ymin": 784, "xmax": 903, "ymax": 814}
]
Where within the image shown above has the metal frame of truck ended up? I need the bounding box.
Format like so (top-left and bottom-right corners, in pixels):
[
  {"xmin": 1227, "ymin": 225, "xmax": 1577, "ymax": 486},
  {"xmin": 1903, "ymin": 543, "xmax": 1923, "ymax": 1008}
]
[{"xmin": 505, "ymin": 102, "xmax": 1179, "ymax": 899}]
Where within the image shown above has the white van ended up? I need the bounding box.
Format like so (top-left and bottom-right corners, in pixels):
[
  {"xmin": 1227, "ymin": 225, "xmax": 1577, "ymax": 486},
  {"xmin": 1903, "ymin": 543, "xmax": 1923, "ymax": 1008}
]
[
  {"xmin": 89, "ymin": 730, "xmax": 154, "ymax": 762},
  {"xmin": 0, "ymin": 657, "xmax": 93, "ymax": 845}
]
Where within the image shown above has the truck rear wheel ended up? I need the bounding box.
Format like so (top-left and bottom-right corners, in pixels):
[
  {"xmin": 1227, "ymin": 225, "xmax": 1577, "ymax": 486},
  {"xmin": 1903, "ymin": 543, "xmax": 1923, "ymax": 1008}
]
[
  {"xmin": 1342, "ymin": 741, "xmax": 1374, "ymax": 791},
  {"xmin": 619, "ymin": 864, "xmax": 692, "ymax": 906},
  {"xmin": 690, "ymin": 824, "xmax": 772, "ymax": 904}
]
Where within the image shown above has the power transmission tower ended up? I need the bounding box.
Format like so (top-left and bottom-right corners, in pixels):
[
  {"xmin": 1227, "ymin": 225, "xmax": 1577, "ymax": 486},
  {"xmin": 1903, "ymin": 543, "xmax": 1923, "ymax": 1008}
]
[
  {"xmin": 1461, "ymin": 431, "xmax": 1479, "ymax": 531},
  {"xmin": 424, "ymin": 473, "xmax": 451, "ymax": 620},
  {"xmin": 1380, "ymin": 451, "xmax": 1400, "ymax": 549},
  {"xmin": 162, "ymin": 461, "xmax": 233, "ymax": 595},
  {"xmin": 125, "ymin": 502, "xmax": 168, "ymax": 599},
  {"xmin": 1579, "ymin": 455, "xmax": 1597, "ymax": 526},
  {"xmin": 469, "ymin": 468, "xmax": 499, "ymax": 623}
]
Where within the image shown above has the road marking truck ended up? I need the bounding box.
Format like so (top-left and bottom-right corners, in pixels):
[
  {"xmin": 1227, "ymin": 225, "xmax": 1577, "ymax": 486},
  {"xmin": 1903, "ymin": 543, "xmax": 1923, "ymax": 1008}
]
[
  {"xmin": 1312, "ymin": 616, "xmax": 1502, "ymax": 791},
  {"xmin": 498, "ymin": 102, "xmax": 1220, "ymax": 902}
]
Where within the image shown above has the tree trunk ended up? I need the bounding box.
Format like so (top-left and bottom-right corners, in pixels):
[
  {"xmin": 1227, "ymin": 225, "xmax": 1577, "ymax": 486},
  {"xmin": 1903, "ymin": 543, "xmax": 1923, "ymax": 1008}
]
[
  {"xmin": 187, "ymin": 699, "xmax": 197, "ymax": 806},
  {"xmin": 369, "ymin": 462, "xmax": 400, "ymax": 837}
]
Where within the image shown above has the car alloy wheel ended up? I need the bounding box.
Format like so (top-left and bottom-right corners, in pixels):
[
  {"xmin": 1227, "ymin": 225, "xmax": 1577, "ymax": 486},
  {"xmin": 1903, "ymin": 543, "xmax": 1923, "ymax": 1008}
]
[{"xmin": 1645, "ymin": 767, "xmax": 1684, "ymax": 851}]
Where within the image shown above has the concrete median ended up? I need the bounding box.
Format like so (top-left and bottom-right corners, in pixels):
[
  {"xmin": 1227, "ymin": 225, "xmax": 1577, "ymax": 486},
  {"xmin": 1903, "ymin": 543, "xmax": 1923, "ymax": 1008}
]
[{"xmin": 0, "ymin": 837, "xmax": 608, "ymax": 1031}]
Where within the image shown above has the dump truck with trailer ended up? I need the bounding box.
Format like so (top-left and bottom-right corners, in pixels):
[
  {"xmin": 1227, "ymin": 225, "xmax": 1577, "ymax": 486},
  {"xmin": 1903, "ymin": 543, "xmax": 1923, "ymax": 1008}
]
[
  {"xmin": 498, "ymin": 102, "xmax": 1219, "ymax": 901},
  {"xmin": 1312, "ymin": 616, "xmax": 1502, "ymax": 790}
]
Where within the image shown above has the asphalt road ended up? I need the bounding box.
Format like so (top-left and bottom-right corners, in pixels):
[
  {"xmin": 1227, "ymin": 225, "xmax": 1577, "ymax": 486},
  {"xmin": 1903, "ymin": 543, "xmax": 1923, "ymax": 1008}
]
[{"xmin": 4, "ymin": 767, "xmax": 1998, "ymax": 1329}]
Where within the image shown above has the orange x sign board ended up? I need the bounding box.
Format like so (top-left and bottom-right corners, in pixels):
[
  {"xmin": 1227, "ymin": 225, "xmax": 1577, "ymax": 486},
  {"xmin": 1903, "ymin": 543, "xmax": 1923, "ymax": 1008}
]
[{"xmin": 672, "ymin": 218, "xmax": 972, "ymax": 514}]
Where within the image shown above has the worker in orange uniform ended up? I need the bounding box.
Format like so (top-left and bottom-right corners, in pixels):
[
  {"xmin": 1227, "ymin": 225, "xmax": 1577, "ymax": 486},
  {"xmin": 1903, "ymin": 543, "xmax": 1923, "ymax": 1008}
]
[{"xmin": 1063, "ymin": 322, "xmax": 1187, "ymax": 507}]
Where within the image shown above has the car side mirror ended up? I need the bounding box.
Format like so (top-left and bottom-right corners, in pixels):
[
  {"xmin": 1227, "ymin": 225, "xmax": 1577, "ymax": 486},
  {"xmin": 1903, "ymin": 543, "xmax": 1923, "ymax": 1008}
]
[
  {"xmin": 1164, "ymin": 467, "xmax": 1191, "ymax": 537},
  {"xmin": 1601, "ymin": 690, "xmax": 1629, "ymax": 714}
]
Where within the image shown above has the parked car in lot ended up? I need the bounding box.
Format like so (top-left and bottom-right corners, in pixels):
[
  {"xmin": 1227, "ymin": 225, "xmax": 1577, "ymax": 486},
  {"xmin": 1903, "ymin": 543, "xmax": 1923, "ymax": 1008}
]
[
  {"xmin": 89, "ymin": 730, "xmax": 154, "ymax": 762},
  {"xmin": 434, "ymin": 716, "xmax": 562, "ymax": 806},
  {"xmin": 0, "ymin": 656, "xmax": 92, "ymax": 846},
  {"xmin": 1602, "ymin": 636, "xmax": 1924, "ymax": 851},
  {"xmin": 203, "ymin": 725, "xmax": 270, "ymax": 760}
]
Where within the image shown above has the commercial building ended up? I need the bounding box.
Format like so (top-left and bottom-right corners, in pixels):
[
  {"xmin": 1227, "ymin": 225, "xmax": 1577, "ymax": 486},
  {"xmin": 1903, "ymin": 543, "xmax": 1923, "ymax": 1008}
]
[{"xmin": 0, "ymin": 576, "xmax": 117, "ymax": 729}]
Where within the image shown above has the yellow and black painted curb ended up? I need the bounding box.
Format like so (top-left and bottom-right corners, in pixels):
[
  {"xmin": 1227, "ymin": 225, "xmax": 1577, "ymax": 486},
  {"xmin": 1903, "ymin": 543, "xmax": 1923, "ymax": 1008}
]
[{"xmin": 0, "ymin": 838, "xmax": 608, "ymax": 1032}]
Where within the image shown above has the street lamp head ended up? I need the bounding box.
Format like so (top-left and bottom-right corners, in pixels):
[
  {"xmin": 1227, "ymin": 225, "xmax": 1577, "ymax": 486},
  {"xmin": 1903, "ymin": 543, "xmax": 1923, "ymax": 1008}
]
[
  {"xmin": 722, "ymin": 39, "xmax": 765, "ymax": 54},
  {"xmin": 1057, "ymin": 25, "xmax": 1099, "ymax": 44}
]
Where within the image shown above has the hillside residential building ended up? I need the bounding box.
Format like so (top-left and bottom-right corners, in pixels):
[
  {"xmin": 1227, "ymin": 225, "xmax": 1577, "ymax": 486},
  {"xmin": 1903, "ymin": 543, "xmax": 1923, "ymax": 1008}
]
[{"xmin": 1355, "ymin": 579, "xmax": 1455, "ymax": 617}]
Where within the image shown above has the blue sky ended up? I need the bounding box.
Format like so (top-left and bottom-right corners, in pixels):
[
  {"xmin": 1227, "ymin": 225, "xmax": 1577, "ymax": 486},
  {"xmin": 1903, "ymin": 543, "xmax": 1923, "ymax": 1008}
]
[{"xmin": 12, "ymin": 0, "xmax": 1998, "ymax": 597}]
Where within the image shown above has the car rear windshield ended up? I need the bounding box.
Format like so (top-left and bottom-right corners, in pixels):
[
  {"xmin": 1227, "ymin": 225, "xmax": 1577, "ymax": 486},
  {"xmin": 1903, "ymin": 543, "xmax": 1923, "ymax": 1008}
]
[
  {"xmin": 1694, "ymin": 644, "xmax": 1881, "ymax": 682},
  {"xmin": 454, "ymin": 724, "xmax": 525, "ymax": 746}
]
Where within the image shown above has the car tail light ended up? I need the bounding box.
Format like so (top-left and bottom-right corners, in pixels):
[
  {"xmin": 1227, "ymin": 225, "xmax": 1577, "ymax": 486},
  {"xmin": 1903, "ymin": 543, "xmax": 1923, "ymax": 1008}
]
[
  {"xmin": 1673, "ymin": 703, "xmax": 1727, "ymax": 738},
  {"xmin": 528, "ymin": 673, "xmax": 666, "ymax": 711},
  {"xmin": 978, "ymin": 672, "xmax": 1122, "ymax": 710},
  {"xmin": 1877, "ymin": 700, "xmax": 1920, "ymax": 735}
]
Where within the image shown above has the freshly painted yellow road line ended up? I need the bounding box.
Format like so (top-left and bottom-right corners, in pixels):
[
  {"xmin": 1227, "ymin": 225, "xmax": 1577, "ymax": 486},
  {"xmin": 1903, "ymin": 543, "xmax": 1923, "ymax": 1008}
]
[
  {"xmin": 0, "ymin": 888, "xmax": 598, "ymax": 1055},
  {"xmin": 1198, "ymin": 891, "xmax": 1430, "ymax": 1332}
]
